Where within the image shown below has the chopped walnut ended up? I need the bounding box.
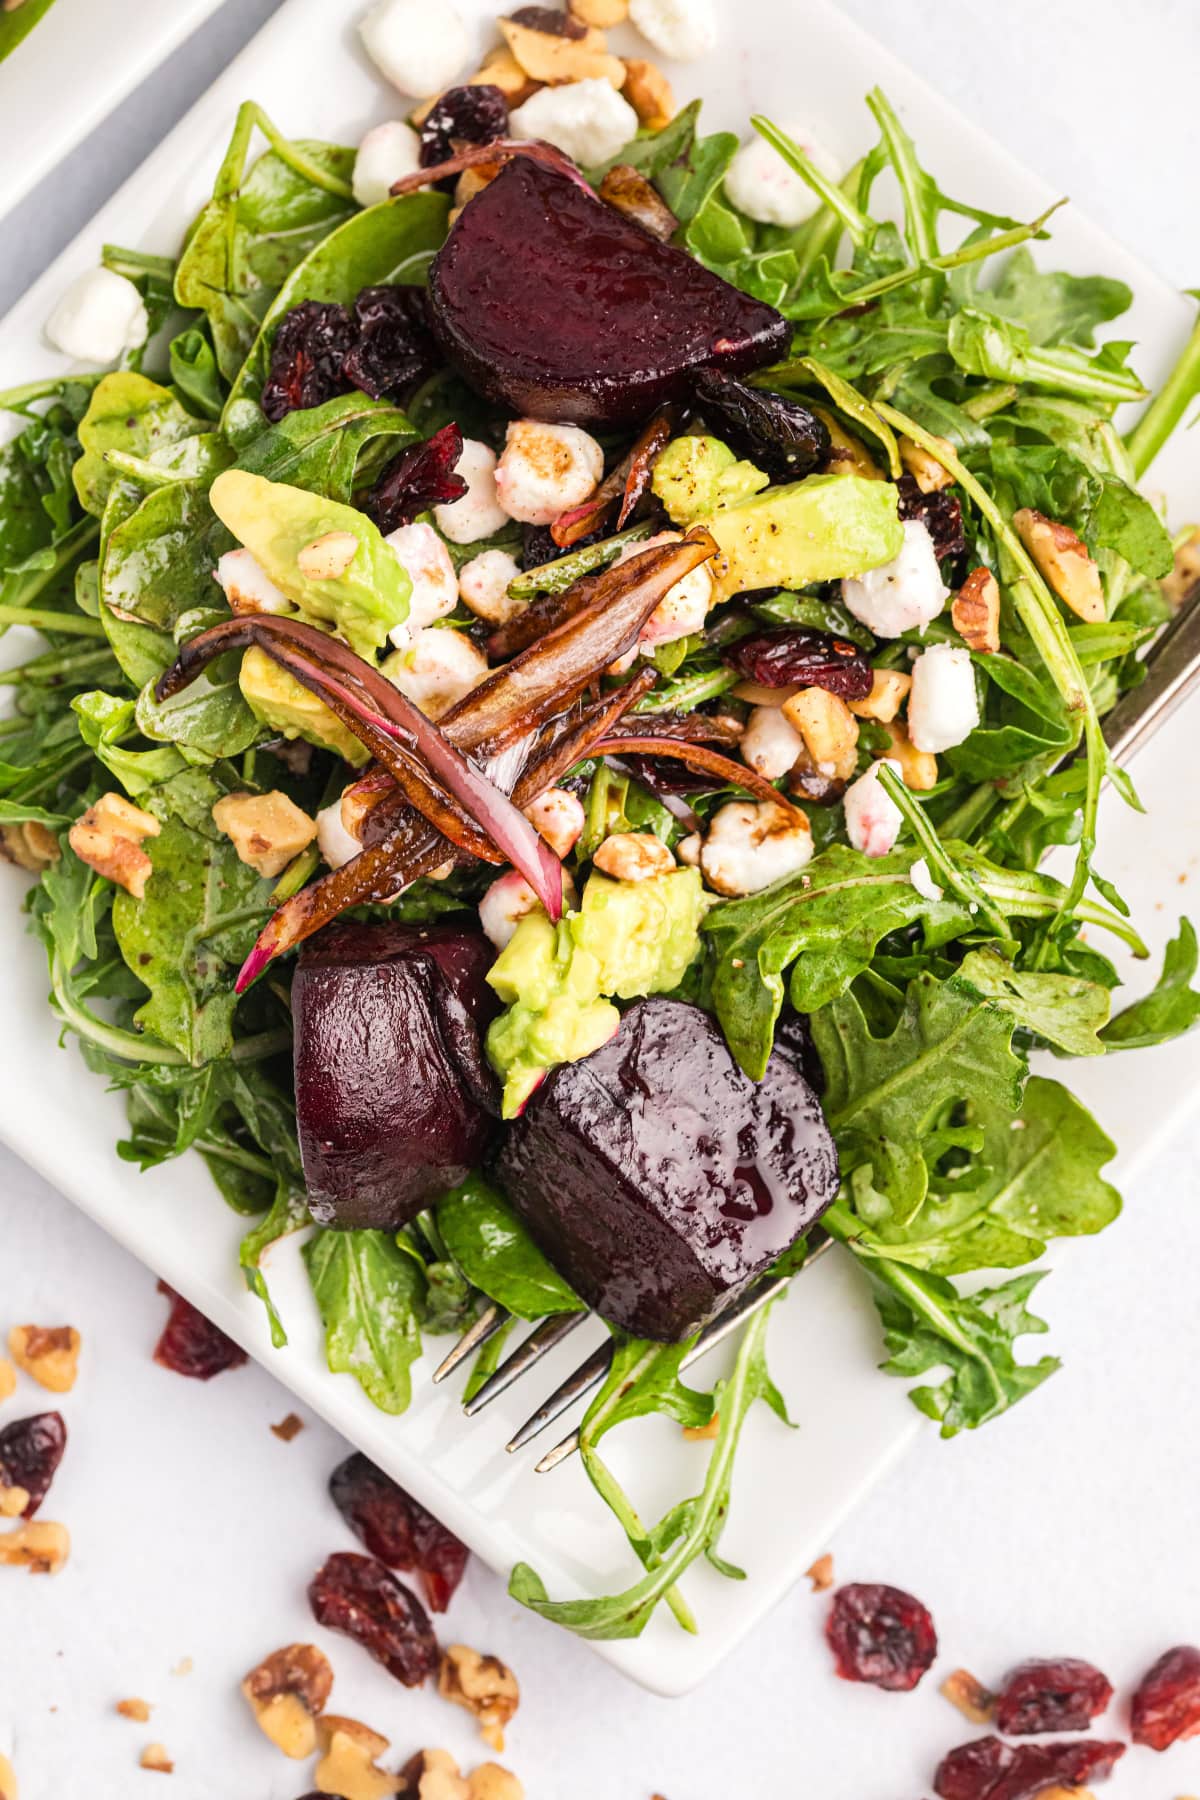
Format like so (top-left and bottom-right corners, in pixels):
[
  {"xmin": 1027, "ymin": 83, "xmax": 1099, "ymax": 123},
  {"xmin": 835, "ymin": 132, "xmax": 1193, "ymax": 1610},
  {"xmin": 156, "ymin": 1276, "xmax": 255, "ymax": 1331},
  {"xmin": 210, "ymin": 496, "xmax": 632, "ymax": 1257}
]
[
  {"xmin": 0, "ymin": 1485, "xmax": 30, "ymax": 1518},
  {"xmin": 0, "ymin": 820, "xmax": 60, "ymax": 873},
  {"xmin": 570, "ymin": 0, "xmax": 628, "ymax": 22},
  {"xmin": 139, "ymin": 1744, "xmax": 173, "ymax": 1775},
  {"xmin": 211, "ymin": 790, "xmax": 317, "ymax": 879},
  {"xmin": 1162, "ymin": 525, "xmax": 1200, "ymax": 610},
  {"xmin": 0, "ymin": 1752, "xmax": 14, "ymax": 1800},
  {"xmin": 499, "ymin": 16, "xmax": 624, "ymax": 85},
  {"xmin": 682, "ymin": 1411, "xmax": 720, "ymax": 1441},
  {"xmin": 467, "ymin": 1765, "xmax": 524, "ymax": 1800},
  {"xmin": 951, "ymin": 567, "xmax": 1002, "ymax": 654},
  {"xmin": 170, "ymin": 1657, "xmax": 192, "ymax": 1678},
  {"xmin": 464, "ymin": 46, "xmax": 540, "ymax": 107},
  {"xmin": 940, "ymin": 1667, "xmax": 995, "ymax": 1724},
  {"xmin": 439, "ymin": 1646, "xmax": 520, "ymax": 1754},
  {"xmin": 598, "ymin": 163, "xmax": 678, "ymax": 241},
  {"xmin": 270, "ymin": 1412, "xmax": 305, "ymax": 1442},
  {"xmin": 848, "ymin": 668, "xmax": 912, "ymax": 723},
  {"xmin": 592, "ymin": 831, "xmax": 675, "ymax": 882},
  {"xmin": 400, "ymin": 1749, "xmax": 470, "ymax": 1800},
  {"xmin": 0, "ymin": 1360, "xmax": 14, "ymax": 1401},
  {"xmin": 0, "ymin": 1519, "xmax": 70, "ymax": 1574},
  {"xmin": 8, "ymin": 1325, "xmax": 80, "ymax": 1394},
  {"xmin": 782, "ymin": 687, "xmax": 859, "ymax": 772},
  {"xmin": 622, "ymin": 58, "xmax": 675, "ymax": 131},
  {"xmin": 1013, "ymin": 507, "xmax": 1104, "ymax": 623},
  {"xmin": 815, "ymin": 408, "xmax": 882, "ymax": 480},
  {"xmin": 899, "ymin": 432, "xmax": 955, "ymax": 493},
  {"xmin": 297, "ymin": 529, "xmax": 360, "ymax": 580},
  {"xmin": 1033, "ymin": 1790, "xmax": 1095, "ymax": 1800},
  {"xmin": 241, "ymin": 1643, "xmax": 333, "ymax": 1759},
  {"xmin": 805, "ymin": 1553, "xmax": 834, "ymax": 1592},
  {"xmin": 316, "ymin": 1716, "xmax": 391, "ymax": 1760},
  {"xmin": 116, "ymin": 1698, "xmax": 153, "ymax": 1723},
  {"xmin": 68, "ymin": 794, "xmax": 159, "ymax": 899},
  {"xmin": 315, "ymin": 1725, "xmax": 401, "ymax": 1800},
  {"xmin": 880, "ymin": 720, "xmax": 938, "ymax": 792}
]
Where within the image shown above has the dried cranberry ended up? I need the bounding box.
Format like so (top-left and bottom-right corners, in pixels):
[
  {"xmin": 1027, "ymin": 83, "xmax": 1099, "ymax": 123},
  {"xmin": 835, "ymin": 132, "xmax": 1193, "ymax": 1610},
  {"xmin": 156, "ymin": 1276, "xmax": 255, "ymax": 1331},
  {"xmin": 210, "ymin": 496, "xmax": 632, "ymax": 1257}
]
[
  {"xmin": 724, "ymin": 626, "xmax": 873, "ymax": 700},
  {"xmin": 508, "ymin": 5, "xmax": 587, "ymax": 34},
  {"xmin": 934, "ymin": 1735, "xmax": 1124, "ymax": 1800},
  {"xmin": 616, "ymin": 751, "xmax": 716, "ymax": 796},
  {"xmin": 262, "ymin": 300, "xmax": 356, "ymax": 422},
  {"xmin": 308, "ymin": 1551, "xmax": 438, "ymax": 1686},
  {"xmin": 329, "ymin": 1452, "xmax": 469, "ymax": 1613},
  {"xmin": 153, "ymin": 1281, "xmax": 247, "ymax": 1380},
  {"xmin": 521, "ymin": 520, "xmax": 606, "ymax": 569},
  {"xmin": 419, "ymin": 84, "xmax": 510, "ymax": 176},
  {"xmin": 342, "ymin": 285, "xmax": 440, "ymax": 403},
  {"xmin": 0, "ymin": 1412, "xmax": 66, "ymax": 1517},
  {"xmin": 1131, "ymin": 1644, "xmax": 1200, "ymax": 1750},
  {"xmin": 364, "ymin": 424, "xmax": 468, "ymax": 534},
  {"xmin": 897, "ymin": 473, "xmax": 966, "ymax": 562},
  {"xmin": 993, "ymin": 1657, "xmax": 1112, "ymax": 1735},
  {"xmin": 692, "ymin": 367, "xmax": 830, "ymax": 480},
  {"xmin": 825, "ymin": 1582, "xmax": 937, "ymax": 1691}
]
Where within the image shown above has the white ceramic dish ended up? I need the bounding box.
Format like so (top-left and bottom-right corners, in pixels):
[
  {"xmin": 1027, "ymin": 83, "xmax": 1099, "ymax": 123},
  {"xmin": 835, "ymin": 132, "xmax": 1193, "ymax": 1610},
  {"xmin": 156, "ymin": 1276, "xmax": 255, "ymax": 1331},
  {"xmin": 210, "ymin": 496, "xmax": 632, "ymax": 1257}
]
[
  {"xmin": 0, "ymin": 0, "xmax": 228, "ymax": 225},
  {"xmin": 1, "ymin": 0, "xmax": 1198, "ymax": 1699}
]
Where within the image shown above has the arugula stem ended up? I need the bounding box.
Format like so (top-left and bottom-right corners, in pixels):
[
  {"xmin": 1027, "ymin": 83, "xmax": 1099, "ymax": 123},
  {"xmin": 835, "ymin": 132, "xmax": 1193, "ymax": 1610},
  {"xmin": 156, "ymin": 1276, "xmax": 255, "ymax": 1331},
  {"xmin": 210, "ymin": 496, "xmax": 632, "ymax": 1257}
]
[
  {"xmin": 1124, "ymin": 298, "xmax": 1200, "ymax": 478},
  {"xmin": 0, "ymin": 605, "xmax": 106, "ymax": 638},
  {"xmin": 817, "ymin": 206, "xmax": 1061, "ymax": 318},
  {"xmin": 962, "ymin": 383, "xmax": 1019, "ymax": 422},
  {"xmin": 584, "ymin": 1450, "xmax": 698, "ymax": 1634},
  {"xmin": 0, "ymin": 374, "xmax": 103, "ymax": 415},
  {"xmin": 877, "ymin": 765, "xmax": 1014, "ymax": 941},
  {"xmin": 635, "ymin": 667, "xmax": 740, "ymax": 713},
  {"xmin": 790, "ymin": 158, "xmax": 866, "ymax": 285},
  {"xmin": 238, "ymin": 100, "xmax": 354, "ymax": 201},
  {"xmin": 195, "ymin": 1137, "xmax": 276, "ymax": 1179},
  {"xmin": 49, "ymin": 952, "xmax": 290, "ymax": 1066},
  {"xmin": 865, "ymin": 88, "xmax": 939, "ymax": 271},
  {"xmin": 0, "ymin": 646, "xmax": 116, "ymax": 686},
  {"xmin": 751, "ymin": 117, "xmax": 872, "ymax": 246}
]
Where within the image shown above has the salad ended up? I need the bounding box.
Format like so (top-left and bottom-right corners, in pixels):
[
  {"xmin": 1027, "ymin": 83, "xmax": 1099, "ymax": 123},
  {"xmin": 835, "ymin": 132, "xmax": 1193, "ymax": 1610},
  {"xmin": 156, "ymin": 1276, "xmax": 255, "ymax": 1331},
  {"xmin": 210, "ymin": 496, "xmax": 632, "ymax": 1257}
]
[
  {"xmin": 0, "ymin": 0, "xmax": 58, "ymax": 64},
  {"xmin": 2, "ymin": 0, "xmax": 1200, "ymax": 1643}
]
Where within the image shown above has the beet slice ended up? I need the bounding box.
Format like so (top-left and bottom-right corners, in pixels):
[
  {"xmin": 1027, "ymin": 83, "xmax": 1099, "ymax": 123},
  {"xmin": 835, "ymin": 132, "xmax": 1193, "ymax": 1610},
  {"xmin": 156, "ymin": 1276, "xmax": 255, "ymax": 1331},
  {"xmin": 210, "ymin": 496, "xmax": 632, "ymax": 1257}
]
[
  {"xmin": 427, "ymin": 157, "xmax": 791, "ymax": 429},
  {"xmin": 496, "ymin": 997, "xmax": 838, "ymax": 1340},
  {"xmin": 293, "ymin": 922, "xmax": 498, "ymax": 1230}
]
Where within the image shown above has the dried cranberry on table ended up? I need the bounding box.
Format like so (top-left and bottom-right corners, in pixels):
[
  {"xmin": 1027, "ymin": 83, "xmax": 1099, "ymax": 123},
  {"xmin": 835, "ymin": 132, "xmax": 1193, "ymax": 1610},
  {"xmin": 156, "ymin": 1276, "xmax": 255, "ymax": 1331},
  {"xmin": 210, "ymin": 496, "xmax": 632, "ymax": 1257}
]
[
  {"xmin": 342, "ymin": 285, "xmax": 441, "ymax": 403},
  {"xmin": 308, "ymin": 1551, "xmax": 439, "ymax": 1686},
  {"xmin": 724, "ymin": 626, "xmax": 874, "ymax": 701},
  {"xmin": 897, "ymin": 472, "xmax": 966, "ymax": 563},
  {"xmin": 153, "ymin": 1281, "xmax": 247, "ymax": 1380},
  {"xmin": 364, "ymin": 423, "xmax": 468, "ymax": 535},
  {"xmin": 329, "ymin": 1452, "xmax": 469, "ymax": 1613},
  {"xmin": 1130, "ymin": 1643, "xmax": 1200, "ymax": 1750},
  {"xmin": 692, "ymin": 367, "xmax": 831, "ymax": 480},
  {"xmin": 261, "ymin": 300, "xmax": 356, "ymax": 422},
  {"xmin": 419, "ymin": 84, "xmax": 510, "ymax": 177},
  {"xmin": 0, "ymin": 1411, "xmax": 67, "ymax": 1517},
  {"xmin": 992, "ymin": 1656, "xmax": 1112, "ymax": 1736},
  {"xmin": 933, "ymin": 1734, "xmax": 1124, "ymax": 1800},
  {"xmin": 825, "ymin": 1581, "xmax": 937, "ymax": 1691}
]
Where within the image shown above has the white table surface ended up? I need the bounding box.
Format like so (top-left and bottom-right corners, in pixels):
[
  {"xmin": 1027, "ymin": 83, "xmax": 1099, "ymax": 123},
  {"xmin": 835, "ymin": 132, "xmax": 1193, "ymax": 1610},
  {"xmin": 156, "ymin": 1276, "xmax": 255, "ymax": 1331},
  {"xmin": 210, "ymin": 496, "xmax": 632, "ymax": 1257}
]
[{"xmin": 3, "ymin": 3, "xmax": 1200, "ymax": 1796}]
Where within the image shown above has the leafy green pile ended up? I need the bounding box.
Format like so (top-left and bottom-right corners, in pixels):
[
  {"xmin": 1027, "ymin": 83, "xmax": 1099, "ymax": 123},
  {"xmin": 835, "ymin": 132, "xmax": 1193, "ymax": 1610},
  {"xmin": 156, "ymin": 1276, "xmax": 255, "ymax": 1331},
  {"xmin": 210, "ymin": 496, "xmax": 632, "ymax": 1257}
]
[{"xmin": 2, "ymin": 89, "xmax": 1199, "ymax": 1644}]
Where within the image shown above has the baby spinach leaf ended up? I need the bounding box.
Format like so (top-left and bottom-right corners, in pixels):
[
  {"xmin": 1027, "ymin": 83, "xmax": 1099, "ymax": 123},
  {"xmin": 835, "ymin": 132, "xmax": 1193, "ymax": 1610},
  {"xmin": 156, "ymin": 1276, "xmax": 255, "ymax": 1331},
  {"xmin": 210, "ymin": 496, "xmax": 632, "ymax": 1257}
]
[
  {"xmin": 135, "ymin": 665, "xmax": 260, "ymax": 762},
  {"xmin": 72, "ymin": 689, "xmax": 186, "ymax": 795},
  {"xmin": 168, "ymin": 329, "xmax": 226, "ymax": 421},
  {"xmin": 101, "ymin": 480, "xmax": 234, "ymax": 636},
  {"xmin": 73, "ymin": 373, "xmax": 209, "ymax": 517},
  {"xmin": 1101, "ymin": 918, "xmax": 1200, "ymax": 1049},
  {"xmin": 958, "ymin": 946, "xmax": 1109, "ymax": 1054},
  {"xmin": 234, "ymin": 392, "xmax": 417, "ymax": 501},
  {"xmin": 303, "ymin": 1228, "xmax": 424, "ymax": 1414},
  {"xmin": 437, "ymin": 1174, "xmax": 584, "ymax": 1319}
]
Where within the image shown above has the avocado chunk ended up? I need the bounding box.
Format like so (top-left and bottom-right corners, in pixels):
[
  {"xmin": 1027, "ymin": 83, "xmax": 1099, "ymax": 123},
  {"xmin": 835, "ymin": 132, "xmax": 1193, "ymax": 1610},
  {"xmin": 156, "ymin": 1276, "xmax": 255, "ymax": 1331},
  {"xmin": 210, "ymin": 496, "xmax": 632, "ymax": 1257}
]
[
  {"xmin": 652, "ymin": 433, "xmax": 769, "ymax": 526},
  {"xmin": 486, "ymin": 868, "xmax": 707, "ymax": 1117},
  {"xmin": 238, "ymin": 646, "xmax": 369, "ymax": 765},
  {"xmin": 705, "ymin": 472, "xmax": 904, "ymax": 599},
  {"xmin": 209, "ymin": 468, "xmax": 410, "ymax": 659}
]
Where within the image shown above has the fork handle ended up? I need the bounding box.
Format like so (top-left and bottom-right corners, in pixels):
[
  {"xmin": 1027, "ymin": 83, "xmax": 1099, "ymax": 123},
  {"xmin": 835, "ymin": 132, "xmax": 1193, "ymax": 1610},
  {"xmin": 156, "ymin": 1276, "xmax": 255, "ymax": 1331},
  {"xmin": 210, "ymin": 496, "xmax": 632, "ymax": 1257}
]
[{"xmin": 1103, "ymin": 596, "xmax": 1200, "ymax": 765}]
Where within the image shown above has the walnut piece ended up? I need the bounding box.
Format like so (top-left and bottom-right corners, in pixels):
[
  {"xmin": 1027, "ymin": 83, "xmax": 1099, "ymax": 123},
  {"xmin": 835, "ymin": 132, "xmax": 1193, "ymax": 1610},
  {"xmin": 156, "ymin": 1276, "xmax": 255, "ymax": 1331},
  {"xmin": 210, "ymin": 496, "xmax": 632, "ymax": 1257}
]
[
  {"xmin": 570, "ymin": 0, "xmax": 628, "ymax": 23},
  {"xmin": 241, "ymin": 1643, "xmax": 334, "ymax": 1759},
  {"xmin": 400, "ymin": 1749, "xmax": 469, "ymax": 1800},
  {"xmin": 592, "ymin": 831, "xmax": 675, "ymax": 883},
  {"xmin": 951, "ymin": 567, "xmax": 1002, "ymax": 654},
  {"xmin": 940, "ymin": 1666, "xmax": 995, "ymax": 1724},
  {"xmin": 0, "ymin": 1360, "xmax": 14, "ymax": 1401},
  {"xmin": 0, "ymin": 1751, "xmax": 15, "ymax": 1800},
  {"xmin": 805, "ymin": 1553, "xmax": 834, "ymax": 1592},
  {"xmin": 899, "ymin": 432, "xmax": 955, "ymax": 493},
  {"xmin": 211, "ymin": 790, "xmax": 317, "ymax": 879},
  {"xmin": 315, "ymin": 1726, "xmax": 401, "ymax": 1800},
  {"xmin": 116, "ymin": 1698, "xmax": 153, "ymax": 1723},
  {"xmin": 1013, "ymin": 507, "xmax": 1104, "ymax": 623},
  {"xmin": 270, "ymin": 1412, "xmax": 304, "ymax": 1442},
  {"xmin": 622, "ymin": 58, "xmax": 675, "ymax": 130},
  {"xmin": 466, "ymin": 46, "xmax": 540, "ymax": 105},
  {"xmin": 499, "ymin": 16, "xmax": 624, "ymax": 85},
  {"xmin": 598, "ymin": 163, "xmax": 678, "ymax": 241},
  {"xmin": 0, "ymin": 1519, "xmax": 70, "ymax": 1574},
  {"xmin": 8, "ymin": 1324, "xmax": 80, "ymax": 1394},
  {"xmin": 467, "ymin": 1765, "xmax": 524, "ymax": 1800},
  {"xmin": 848, "ymin": 668, "xmax": 912, "ymax": 723},
  {"xmin": 67, "ymin": 793, "xmax": 159, "ymax": 899},
  {"xmin": 0, "ymin": 820, "xmax": 60, "ymax": 873},
  {"xmin": 782, "ymin": 687, "xmax": 859, "ymax": 773},
  {"xmin": 682, "ymin": 1411, "xmax": 720, "ymax": 1441},
  {"xmin": 880, "ymin": 720, "xmax": 938, "ymax": 792},
  {"xmin": 439, "ymin": 1646, "xmax": 520, "ymax": 1754},
  {"xmin": 1162, "ymin": 524, "xmax": 1200, "ymax": 610},
  {"xmin": 139, "ymin": 1744, "xmax": 173, "ymax": 1774}
]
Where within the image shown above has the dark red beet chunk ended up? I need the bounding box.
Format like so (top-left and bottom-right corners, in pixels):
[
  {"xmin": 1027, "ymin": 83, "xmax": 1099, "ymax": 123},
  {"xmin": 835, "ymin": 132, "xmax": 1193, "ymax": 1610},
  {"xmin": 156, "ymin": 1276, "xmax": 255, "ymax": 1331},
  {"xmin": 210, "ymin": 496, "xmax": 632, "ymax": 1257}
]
[
  {"xmin": 262, "ymin": 301, "xmax": 356, "ymax": 421},
  {"xmin": 897, "ymin": 473, "xmax": 966, "ymax": 562},
  {"xmin": 419, "ymin": 84, "xmax": 510, "ymax": 176},
  {"xmin": 153, "ymin": 1282, "xmax": 247, "ymax": 1380},
  {"xmin": 934, "ymin": 1735, "xmax": 1124, "ymax": 1800},
  {"xmin": 364, "ymin": 424, "xmax": 468, "ymax": 534},
  {"xmin": 0, "ymin": 1412, "xmax": 66, "ymax": 1517},
  {"xmin": 826, "ymin": 1582, "xmax": 937, "ymax": 1691},
  {"xmin": 724, "ymin": 626, "xmax": 873, "ymax": 700},
  {"xmin": 1131, "ymin": 1644, "xmax": 1200, "ymax": 1750},
  {"xmin": 342, "ymin": 284, "xmax": 440, "ymax": 402},
  {"xmin": 329, "ymin": 1453, "xmax": 469, "ymax": 1613},
  {"xmin": 427, "ymin": 157, "xmax": 791, "ymax": 428},
  {"xmin": 993, "ymin": 1657, "xmax": 1112, "ymax": 1735},
  {"xmin": 692, "ymin": 368, "xmax": 830, "ymax": 480},
  {"xmin": 309, "ymin": 1551, "xmax": 438, "ymax": 1686},
  {"xmin": 497, "ymin": 997, "xmax": 838, "ymax": 1340},
  {"xmin": 293, "ymin": 922, "xmax": 498, "ymax": 1231}
]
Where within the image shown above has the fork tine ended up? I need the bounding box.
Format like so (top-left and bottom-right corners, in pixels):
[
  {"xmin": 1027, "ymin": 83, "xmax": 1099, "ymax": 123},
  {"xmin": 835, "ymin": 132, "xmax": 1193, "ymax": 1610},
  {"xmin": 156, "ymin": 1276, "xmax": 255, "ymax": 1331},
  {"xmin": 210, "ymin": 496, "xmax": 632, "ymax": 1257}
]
[
  {"xmin": 505, "ymin": 1339, "xmax": 615, "ymax": 1453},
  {"xmin": 533, "ymin": 1237, "xmax": 835, "ymax": 1472},
  {"xmin": 462, "ymin": 1310, "xmax": 589, "ymax": 1416},
  {"xmin": 431, "ymin": 1302, "xmax": 510, "ymax": 1384}
]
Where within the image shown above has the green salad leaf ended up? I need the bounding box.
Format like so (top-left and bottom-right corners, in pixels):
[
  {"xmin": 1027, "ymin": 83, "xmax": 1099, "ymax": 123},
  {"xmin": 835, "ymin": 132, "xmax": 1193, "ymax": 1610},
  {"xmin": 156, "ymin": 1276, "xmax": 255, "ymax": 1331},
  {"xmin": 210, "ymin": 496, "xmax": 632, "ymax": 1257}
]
[
  {"xmin": 436, "ymin": 1175, "xmax": 584, "ymax": 1319},
  {"xmin": 303, "ymin": 1228, "xmax": 424, "ymax": 1414},
  {"xmin": 1101, "ymin": 919, "xmax": 1200, "ymax": 1049}
]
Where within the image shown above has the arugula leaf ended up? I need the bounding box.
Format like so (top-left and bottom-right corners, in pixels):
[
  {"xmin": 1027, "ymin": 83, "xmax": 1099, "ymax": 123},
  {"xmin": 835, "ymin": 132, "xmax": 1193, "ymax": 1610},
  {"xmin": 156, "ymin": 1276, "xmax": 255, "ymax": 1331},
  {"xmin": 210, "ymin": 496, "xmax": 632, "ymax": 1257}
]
[
  {"xmin": 986, "ymin": 442, "xmax": 1173, "ymax": 579},
  {"xmin": 240, "ymin": 1185, "xmax": 311, "ymax": 1347},
  {"xmin": 957, "ymin": 247, "xmax": 1131, "ymax": 347},
  {"xmin": 436, "ymin": 1175, "xmax": 583, "ymax": 1319},
  {"xmin": 1101, "ymin": 919, "xmax": 1200, "ymax": 1049},
  {"xmin": 958, "ymin": 946, "xmax": 1109, "ymax": 1054},
  {"xmin": 303, "ymin": 1228, "xmax": 424, "ymax": 1414}
]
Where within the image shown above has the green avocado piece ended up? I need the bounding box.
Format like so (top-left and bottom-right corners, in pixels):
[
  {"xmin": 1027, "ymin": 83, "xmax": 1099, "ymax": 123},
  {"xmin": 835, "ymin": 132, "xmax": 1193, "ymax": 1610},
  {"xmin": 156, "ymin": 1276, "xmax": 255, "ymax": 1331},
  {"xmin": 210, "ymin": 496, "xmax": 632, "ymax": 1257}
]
[
  {"xmin": 652, "ymin": 433, "xmax": 769, "ymax": 527},
  {"xmin": 238, "ymin": 645, "xmax": 369, "ymax": 765},
  {"xmin": 209, "ymin": 468, "xmax": 410, "ymax": 659},
  {"xmin": 705, "ymin": 472, "xmax": 904, "ymax": 599},
  {"xmin": 485, "ymin": 869, "xmax": 707, "ymax": 1118}
]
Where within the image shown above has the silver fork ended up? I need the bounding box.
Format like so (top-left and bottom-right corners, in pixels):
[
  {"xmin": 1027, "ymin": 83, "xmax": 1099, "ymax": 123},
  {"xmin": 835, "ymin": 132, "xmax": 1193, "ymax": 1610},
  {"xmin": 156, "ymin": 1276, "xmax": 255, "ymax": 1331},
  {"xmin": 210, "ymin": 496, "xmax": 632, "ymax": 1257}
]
[{"xmin": 434, "ymin": 587, "xmax": 1200, "ymax": 1470}]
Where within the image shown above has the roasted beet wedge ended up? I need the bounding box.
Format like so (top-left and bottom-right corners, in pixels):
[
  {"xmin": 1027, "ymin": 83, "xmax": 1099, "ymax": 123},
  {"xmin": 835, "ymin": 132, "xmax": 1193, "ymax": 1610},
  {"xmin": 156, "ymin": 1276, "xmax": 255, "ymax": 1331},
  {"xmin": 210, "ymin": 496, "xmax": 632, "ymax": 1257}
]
[
  {"xmin": 496, "ymin": 997, "xmax": 838, "ymax": 1340},
  {"xmin": 293, "ymin": 923, "xmax": 499, "ymax": 1230},
  {"xmin": 427, "ymin": 157, "xmax": 791, "ymax": 428}
]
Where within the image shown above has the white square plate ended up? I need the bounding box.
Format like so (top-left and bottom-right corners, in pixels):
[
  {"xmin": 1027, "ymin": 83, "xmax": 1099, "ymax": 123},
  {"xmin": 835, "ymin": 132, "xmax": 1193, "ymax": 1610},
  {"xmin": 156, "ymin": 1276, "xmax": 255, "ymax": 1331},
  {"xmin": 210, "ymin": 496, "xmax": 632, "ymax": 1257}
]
[
  {"xmin": 0, "ymin": 0, "xmax": 228, "ymax": 224},
  {"xmin": 2, "ymin": 0, "xmax": 1198, "ymax": 1698}
]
